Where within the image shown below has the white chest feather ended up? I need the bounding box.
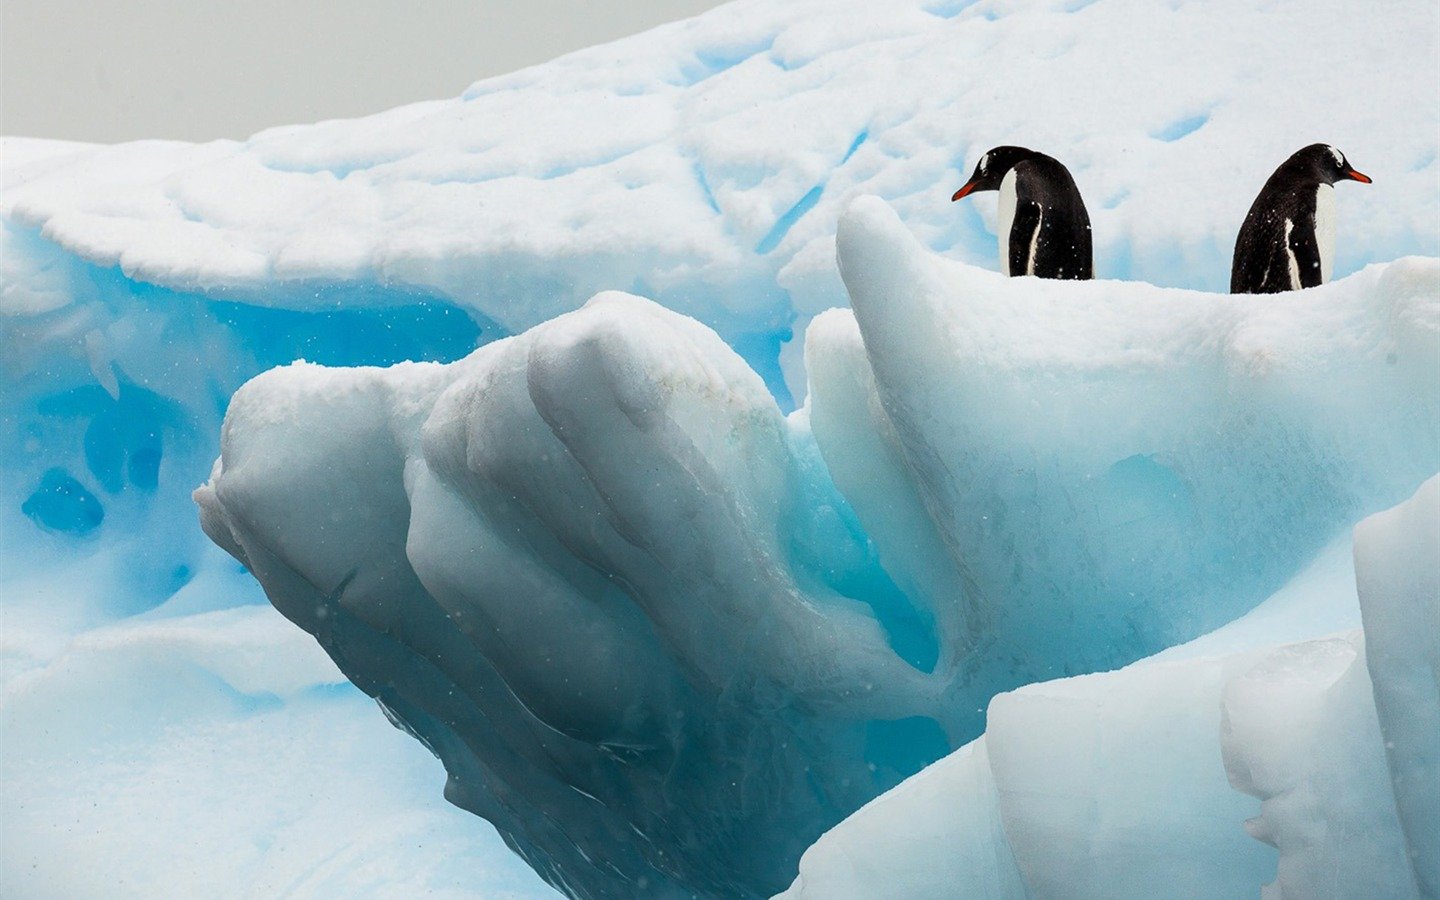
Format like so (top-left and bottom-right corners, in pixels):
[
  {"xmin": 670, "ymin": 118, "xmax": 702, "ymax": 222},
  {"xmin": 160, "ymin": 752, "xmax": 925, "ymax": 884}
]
[
  {"xmin": 1314, "ymin": 183, "xmax": 1336, "ymax": 283},
  {"xmin": 1283, "ymin": 219, "xmax": 1301, "ymax": 290},
  {"xmin": 997, "ymin": 169, "xmax": 1017, "ymax": 276},
  {"xmin": 1026, "ymin": 210, "xmax": 1044, "ymax": 276}
]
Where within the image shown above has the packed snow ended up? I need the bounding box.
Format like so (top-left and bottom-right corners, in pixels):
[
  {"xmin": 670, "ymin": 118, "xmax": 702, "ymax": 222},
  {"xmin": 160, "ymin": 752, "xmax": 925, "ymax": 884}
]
[
  {"xmin": 1, "ymin": 601, "xmax": 550, "ymax": 898},
  {"xmin": 3, "ymin": 0, "xmax": 1438, "ymax": 896}
]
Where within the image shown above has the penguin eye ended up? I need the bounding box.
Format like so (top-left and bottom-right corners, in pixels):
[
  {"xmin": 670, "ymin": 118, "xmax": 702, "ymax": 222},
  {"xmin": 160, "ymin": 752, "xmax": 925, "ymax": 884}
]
[
  {"xmin": 979, "ymin": 154, "xmax": 989, "ymax": 175},
  {"xmin": 1328, "ymin": 146, "xmax": 1345, "ymax": 167}
]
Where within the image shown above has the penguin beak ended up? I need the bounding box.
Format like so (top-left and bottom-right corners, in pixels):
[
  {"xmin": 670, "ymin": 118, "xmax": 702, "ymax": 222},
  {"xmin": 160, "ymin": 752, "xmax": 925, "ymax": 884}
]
[
  {"xmin": 1345, "ymin": 168, "xmax": 1372, "ymax": 184},
  {"xmin": 951, "ymin": 180, "xmax": 980, "ymax": 202}
]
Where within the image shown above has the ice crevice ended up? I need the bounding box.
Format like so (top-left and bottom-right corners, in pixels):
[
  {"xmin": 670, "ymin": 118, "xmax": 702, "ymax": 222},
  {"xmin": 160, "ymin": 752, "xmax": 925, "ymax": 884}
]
[{"xmin": 196, "ymin": 196, "xmax": 1439, "ymax": 898}]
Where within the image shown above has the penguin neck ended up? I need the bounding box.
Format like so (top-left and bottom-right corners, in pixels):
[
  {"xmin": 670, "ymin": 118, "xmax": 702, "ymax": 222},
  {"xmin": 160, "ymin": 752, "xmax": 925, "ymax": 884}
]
[
  {"xmin": 1314, "ymin": 183, "xmax": 1336, "ymax": 283},
  {"xmin": 997, "ymin": 168, "xmax": 1018, "ymax": 276}
]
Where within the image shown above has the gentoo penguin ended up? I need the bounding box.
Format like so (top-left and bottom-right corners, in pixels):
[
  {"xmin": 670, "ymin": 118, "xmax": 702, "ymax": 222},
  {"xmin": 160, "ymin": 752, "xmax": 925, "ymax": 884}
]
[
  {"xmin": 1230, "ymin": 143, "xmax": 1371, "ymax": 294},
  {"xmin": 951, "ymin": 146, "xmax": 1093, "ymax": 280}
]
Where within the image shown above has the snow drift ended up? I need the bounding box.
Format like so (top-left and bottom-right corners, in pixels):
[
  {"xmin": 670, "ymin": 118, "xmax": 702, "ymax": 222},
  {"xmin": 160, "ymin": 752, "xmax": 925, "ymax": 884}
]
[{"xmin": 195, "ymin": 197, "xmax": 1439, "ymax": 896}]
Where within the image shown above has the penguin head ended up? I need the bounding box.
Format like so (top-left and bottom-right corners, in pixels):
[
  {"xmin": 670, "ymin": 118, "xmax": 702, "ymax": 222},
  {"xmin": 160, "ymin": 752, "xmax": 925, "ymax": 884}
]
[
  {"xmin": 1288, "ymin": 143, "xmax": 1372, "ymax": 185},
  {"xmin": 952, "ymin": 146, "xmax": 1039, "ymax": 200}
]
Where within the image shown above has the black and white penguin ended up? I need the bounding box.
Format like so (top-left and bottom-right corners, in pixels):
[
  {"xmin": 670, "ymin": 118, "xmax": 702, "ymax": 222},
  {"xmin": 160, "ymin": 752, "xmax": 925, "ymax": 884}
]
[
  {"xmin": 951, "ymin": 146, "xmax": 1093, "ymax": 280},
  {"xmin": 1230, "ymin": 143, "xmax": 1371, "ymax": 294}
]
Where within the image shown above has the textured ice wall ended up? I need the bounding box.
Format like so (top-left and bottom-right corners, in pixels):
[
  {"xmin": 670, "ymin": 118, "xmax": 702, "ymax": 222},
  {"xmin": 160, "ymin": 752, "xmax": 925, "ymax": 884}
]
[
  {"xmin": 2, "ymin": 145, "xmax": 535, "ymax": 895},
  {"xmin": 781, "ymin": 478, "xmax": 1439, "ymax": 899},
  {"xmin": 1341, "ymin": 477, "xmax": 1438, "ymax": 895},
  {"xmin": 196, "ymin": 198, "xmax": 1438, "ymax": 897},
  {"xmin": 195, "ymin": 295, "xmax": 949, "ymax": 898},
  {"xmin": 1, "ymin": 206, "xmax": 488, "ymax": 633}
]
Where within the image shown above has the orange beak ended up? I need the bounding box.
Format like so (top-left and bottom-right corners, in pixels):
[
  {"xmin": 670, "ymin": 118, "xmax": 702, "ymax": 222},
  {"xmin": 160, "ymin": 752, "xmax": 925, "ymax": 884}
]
[
  {"xmin": 1346, "ymin": 168, "xmax": 1372, "ymax": 184},
  {"xmin": 951, "ymin": 180, "xmax": 980, "ymax": 202}
]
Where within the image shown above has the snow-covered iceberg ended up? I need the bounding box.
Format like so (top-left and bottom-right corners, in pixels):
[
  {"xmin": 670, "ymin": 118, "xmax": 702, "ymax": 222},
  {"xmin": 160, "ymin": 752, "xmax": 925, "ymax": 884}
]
[
  {"xmin": 4, "ymin": 0, "xmax": 1437, "ymax": 409},
  {"xmin": 5, "ymin": 0, "xmax": 1437, "ymax": 630},
  {"xmin": 195, "ymin": 196, "xmax": 1438, "ymax": 896},
  {"xmin": 4, "ymin": 0, "xmax": 1439, "ymax": 895}
]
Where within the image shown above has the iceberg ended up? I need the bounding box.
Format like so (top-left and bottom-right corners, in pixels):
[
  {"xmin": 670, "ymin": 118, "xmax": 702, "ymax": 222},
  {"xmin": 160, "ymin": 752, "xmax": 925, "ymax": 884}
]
[
  {"xmin": 194, "ymin": 196, "xmax": 1438, "ymax": 896},
  {"xmin": 3, "ymin": 0, "xmax": 1438, "ymax": 895}
]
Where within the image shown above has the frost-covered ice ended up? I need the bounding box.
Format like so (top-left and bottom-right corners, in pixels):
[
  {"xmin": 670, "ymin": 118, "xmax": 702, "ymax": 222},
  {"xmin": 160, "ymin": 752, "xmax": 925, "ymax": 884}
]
[
  {"xmin": 3, "ymin": 0, "xmax": 1439, "ymax": 895},
  {"xmin": 195, "ymin": 293, "xmax": 940, "ymax": 897},
  {"xmin": 195, "ymin": 197, "xmax": 1438, "ymax": 896},
  {"xmin": 782, "ymin": 478, "xmax": 1439, "ymax": 899},
  {"xmin": 1350, "ymin": 477, "xmax": 1439, "ymax": 896}
]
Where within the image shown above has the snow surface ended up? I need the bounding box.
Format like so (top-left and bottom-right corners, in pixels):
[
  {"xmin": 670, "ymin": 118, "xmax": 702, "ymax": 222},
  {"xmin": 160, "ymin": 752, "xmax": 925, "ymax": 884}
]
[
  {"xmin": 3, "ymin": 0, "xmax": 1438, "ymax": 895},
  {"xmin": 0, "ymin": 601, "xmax": 550, "ymax": 899},
  {"xmin": 3, "ymin": 0, "xmax": 1437, "ymax": 403}
]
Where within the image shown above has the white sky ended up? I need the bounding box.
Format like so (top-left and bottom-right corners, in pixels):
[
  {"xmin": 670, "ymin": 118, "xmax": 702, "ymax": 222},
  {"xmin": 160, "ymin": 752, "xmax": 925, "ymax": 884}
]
[{"xmin": 0, "ymin": 0, "xmax": 722, "ymax": 144}]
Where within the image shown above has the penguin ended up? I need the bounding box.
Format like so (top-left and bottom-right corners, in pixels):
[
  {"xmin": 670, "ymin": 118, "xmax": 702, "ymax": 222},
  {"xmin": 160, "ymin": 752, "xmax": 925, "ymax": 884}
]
[
  {"xmin": 1230, "ymin": 143, "xmax": 1371, "ymax": 294},
  {"xmin": 952, "ymin": 146, "xmax": 1093, "ymax": 280}
]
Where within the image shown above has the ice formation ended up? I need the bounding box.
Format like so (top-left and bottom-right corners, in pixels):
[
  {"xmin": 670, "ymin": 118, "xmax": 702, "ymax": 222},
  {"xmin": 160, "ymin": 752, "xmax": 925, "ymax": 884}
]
[
  {"xmin": 3, "ymin": 0, "xmax": 1438, "ymax": 895},
  {"xmin": 3, "ymin": 0, "xmax": 1437, "ymax": 402},
  {"xmin": 194, "ymin": 197, "xmax": 1439, "ymax": 896},
  {"xmin": 782, "ymin": 477, "xmax": 1439, "ymax": 899}
]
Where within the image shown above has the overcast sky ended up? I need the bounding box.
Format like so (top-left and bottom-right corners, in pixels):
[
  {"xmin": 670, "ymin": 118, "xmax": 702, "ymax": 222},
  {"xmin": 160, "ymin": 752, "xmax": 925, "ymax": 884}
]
[{"xmin": 1, "ymin": 0, "xmax": 722, "ymax": 144}]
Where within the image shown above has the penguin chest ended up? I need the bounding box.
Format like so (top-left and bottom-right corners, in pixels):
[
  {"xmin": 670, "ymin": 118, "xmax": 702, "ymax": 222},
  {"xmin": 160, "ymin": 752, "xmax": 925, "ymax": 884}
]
[
  {"xmin": 997, "ymin": 169, "xmax": 1018, "ymax": 276},
  {"xmin": 1313, "ymin": 183, "xmax": 1336, "ymax": 283}
]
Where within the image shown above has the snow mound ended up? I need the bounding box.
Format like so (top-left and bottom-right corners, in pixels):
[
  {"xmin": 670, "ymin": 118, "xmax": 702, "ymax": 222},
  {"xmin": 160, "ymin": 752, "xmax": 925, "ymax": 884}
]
[
  {"xmin": 0, "ymin": 604, "xmax": 553, "ymax": 899},
  {"xmin": 196, "ymin": 197, "xmax": 1438, "ymax": 896},
  {"xmin": 781, "ymin": 477, "xmax": 1438, "ymax": 899}
]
